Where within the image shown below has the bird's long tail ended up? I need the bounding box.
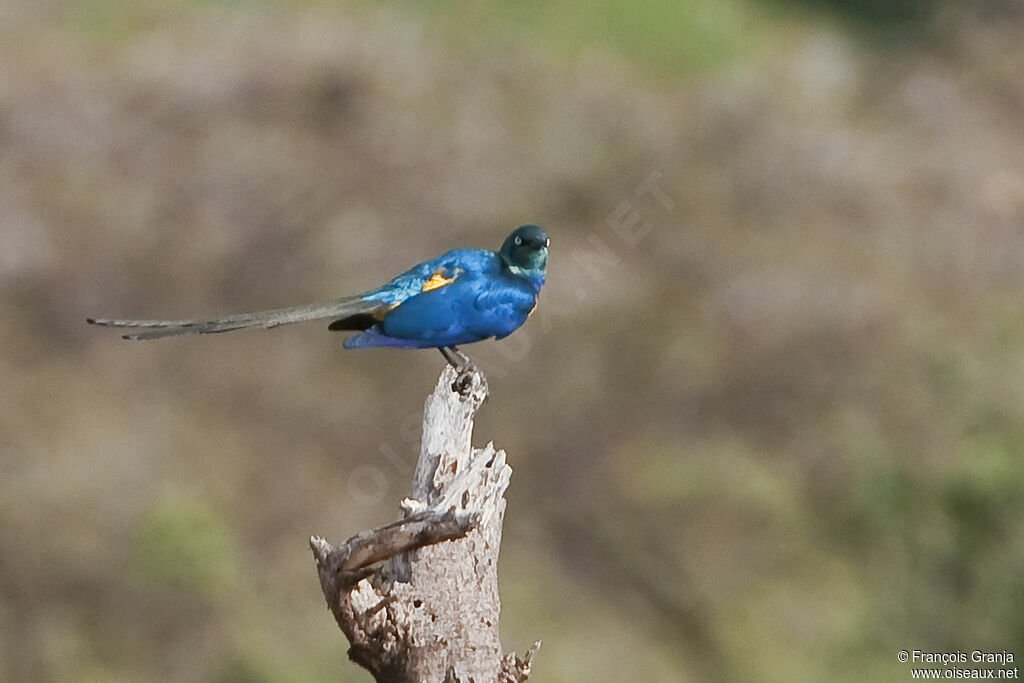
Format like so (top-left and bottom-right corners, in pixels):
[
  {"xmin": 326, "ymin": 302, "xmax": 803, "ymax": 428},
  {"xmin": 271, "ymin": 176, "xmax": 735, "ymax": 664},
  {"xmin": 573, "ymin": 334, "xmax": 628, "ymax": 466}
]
[{"xmin": 87, "ymin": 296, "xmax": 382, "ymax": 340}]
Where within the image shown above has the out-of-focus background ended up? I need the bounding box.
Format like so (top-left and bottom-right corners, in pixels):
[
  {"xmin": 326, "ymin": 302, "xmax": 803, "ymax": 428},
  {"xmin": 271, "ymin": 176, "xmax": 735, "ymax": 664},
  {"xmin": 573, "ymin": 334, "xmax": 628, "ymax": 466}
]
[{"xmin": 3, "ymin": 0, "xmax": 1024, "ymax": 681}]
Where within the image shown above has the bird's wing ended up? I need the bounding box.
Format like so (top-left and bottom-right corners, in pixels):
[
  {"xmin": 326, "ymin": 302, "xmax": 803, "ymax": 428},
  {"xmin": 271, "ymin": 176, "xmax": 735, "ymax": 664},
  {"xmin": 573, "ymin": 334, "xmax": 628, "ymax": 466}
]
[
  {"xmin": 374, "ymin": 276, "xmax": 535, "ymax": 344},
  {"xmin": 88, "ymin": 295, "xmax": 383, "ymax": 340},
  {"xmin": 368, "ymin": 277, "xmax": 481, "ymax": 342},
  {"xmin": 328, "ymin": 249, "xmax": 496, "ymax": 332},
  {"xmin": 360, "ymin": 249, "xmax": 497, "ymax": 307}
]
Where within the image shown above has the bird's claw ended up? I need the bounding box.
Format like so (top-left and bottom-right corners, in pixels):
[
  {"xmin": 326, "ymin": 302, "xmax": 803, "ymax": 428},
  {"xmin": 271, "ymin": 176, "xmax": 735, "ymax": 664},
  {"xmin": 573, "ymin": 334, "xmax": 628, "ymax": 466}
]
[
  {"xmin": 453, "ymin": 362, "xmax": 488, "ymax": 397},
  {"xmin": 439, "ymin": 346, "xmax": 486, "ymax": 397},
  {"xmin": 452, "ymin": 368, "xmax": 475, "ymax": 395}
]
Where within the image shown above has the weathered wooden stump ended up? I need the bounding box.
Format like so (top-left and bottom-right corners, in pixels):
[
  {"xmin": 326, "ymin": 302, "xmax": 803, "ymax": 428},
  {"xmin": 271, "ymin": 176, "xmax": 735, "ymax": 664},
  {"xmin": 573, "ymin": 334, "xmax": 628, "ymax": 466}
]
[{"xmin": 310, "ymin": 365, "xmax": 539, "ymax": 682}]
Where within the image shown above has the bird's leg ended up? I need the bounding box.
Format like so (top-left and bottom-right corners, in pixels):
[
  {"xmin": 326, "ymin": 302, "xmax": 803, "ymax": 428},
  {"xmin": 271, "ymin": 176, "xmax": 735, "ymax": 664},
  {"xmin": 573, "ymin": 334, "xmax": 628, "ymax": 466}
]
[
  {"xmin": 439, "ymin": 346, "xmax": 462, "ymax": 370},
  {"xmin": 449, "ymin": 345, "xmax": 475, "ymax": 371},
  {"xmin": 438, "ymin": 345, "xmax": 481, "ymax": 395}
]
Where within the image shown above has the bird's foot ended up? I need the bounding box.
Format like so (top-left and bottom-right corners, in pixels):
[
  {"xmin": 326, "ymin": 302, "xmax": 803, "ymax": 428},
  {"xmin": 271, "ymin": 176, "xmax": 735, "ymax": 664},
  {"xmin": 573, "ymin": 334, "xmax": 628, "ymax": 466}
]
[
  {"xmin": 454, "ymin": 363, "xmax": 491, "ymax": 396},
  {"xmin": 451, "ymin": 353, "xmax": 483, "ymax": 395},
  {"xmin": 453, "ymin": 367, "xmax": 474, "ymax": 395},
  {"xmin": 454, "ymin": 367, "xmax": 489, "ymax": 399},
  {"xmin": 439, "ymin": 346, "xmax": 487, "ymax": 397}
]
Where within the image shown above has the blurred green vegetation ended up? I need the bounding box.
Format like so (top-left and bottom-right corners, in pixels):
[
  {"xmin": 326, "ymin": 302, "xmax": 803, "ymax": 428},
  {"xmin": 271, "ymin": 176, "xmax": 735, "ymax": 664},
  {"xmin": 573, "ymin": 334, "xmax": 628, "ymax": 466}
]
[
  {"xmin": 428, "ymin": 0, "xmax": 760, "ymax": 74},
  {"xmin": 131, "ymin": 496, "xmax": 241, "ymax": 597},
  {"xmin": 3, "ymin": 0, "xmax": 1024, "ymax": 681},
  {"xmin": 60, "ymin": 0, "xmax": 761, "ymax": 74}
]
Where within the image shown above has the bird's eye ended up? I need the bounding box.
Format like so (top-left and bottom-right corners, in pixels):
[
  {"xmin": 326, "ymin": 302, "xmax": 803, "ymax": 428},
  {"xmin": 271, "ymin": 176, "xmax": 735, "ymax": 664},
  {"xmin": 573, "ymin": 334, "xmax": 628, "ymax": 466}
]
[{"xmin": 514, "ymin": 236, "xmax": 522, "ymax": 246}]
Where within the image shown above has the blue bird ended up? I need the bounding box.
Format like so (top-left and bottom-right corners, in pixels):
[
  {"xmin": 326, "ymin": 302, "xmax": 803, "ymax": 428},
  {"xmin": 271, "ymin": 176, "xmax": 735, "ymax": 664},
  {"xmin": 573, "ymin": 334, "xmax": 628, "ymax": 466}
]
[{"xmin": 88, "ymin": 225, "xmax": 549, "ymax": 374}]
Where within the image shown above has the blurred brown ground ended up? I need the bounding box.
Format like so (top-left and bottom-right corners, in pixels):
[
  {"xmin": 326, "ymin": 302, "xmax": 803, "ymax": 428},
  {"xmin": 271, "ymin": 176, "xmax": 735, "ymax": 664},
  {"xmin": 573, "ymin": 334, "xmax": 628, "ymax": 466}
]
[{"xmin": 2, "ymin": 1, "xmax": 1024, "ymax": 681}]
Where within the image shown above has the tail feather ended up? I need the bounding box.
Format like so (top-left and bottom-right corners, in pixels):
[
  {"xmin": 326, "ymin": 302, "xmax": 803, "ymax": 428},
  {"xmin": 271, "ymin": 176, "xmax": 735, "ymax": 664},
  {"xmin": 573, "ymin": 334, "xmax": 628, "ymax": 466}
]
[{"xmin": 87, "ymin": 296, "xmax": 381, "ymax": 340}]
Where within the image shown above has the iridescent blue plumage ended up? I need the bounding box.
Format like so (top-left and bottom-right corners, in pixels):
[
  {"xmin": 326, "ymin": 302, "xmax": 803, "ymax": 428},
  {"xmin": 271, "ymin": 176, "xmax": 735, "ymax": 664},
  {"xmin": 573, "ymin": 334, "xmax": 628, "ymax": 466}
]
[
  {"xmin": 87, "ymin": 225, "xmax": 549, "ymax": 368},
  {"xmin": 341, "ymin": 225, "xmax": 547, "ymax": 349}
]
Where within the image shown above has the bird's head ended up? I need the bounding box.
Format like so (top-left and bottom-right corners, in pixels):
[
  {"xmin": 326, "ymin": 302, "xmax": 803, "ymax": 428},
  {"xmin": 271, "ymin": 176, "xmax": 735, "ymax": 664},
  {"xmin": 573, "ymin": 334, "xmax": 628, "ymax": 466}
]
[{"xmin": 499, "ymin": 225, "xmax": 549, "ymax": 287}]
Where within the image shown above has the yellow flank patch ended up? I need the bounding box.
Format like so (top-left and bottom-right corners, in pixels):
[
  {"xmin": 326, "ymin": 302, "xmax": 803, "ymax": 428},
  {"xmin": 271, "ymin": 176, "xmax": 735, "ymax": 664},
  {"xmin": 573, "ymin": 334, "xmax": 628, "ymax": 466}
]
[{"xmin": 422, "ymin": 271, "xmax": 457, "ymax": 292}]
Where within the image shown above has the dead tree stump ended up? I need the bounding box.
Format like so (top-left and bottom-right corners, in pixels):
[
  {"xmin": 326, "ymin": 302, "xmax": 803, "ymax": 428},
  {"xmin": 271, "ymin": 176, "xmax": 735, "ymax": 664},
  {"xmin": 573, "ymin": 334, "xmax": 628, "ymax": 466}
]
[{"xmin": 310, "ymin": 365, "xmax": 539, "ymax": 682}]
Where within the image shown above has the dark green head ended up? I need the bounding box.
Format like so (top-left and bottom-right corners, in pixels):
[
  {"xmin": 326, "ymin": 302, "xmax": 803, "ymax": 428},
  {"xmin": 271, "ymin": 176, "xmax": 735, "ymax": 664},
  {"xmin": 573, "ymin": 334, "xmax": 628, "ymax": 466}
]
[{"xmin": 499, "ymin": 225, "xmax": 549, "ymax": 285}]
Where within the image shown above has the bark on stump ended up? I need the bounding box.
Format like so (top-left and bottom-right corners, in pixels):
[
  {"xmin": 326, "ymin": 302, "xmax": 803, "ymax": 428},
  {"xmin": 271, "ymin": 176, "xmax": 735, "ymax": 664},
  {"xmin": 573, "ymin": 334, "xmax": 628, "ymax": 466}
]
[{"xmin": 310, "ymin": 366, "xmax": 539, "ymax": 682}]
